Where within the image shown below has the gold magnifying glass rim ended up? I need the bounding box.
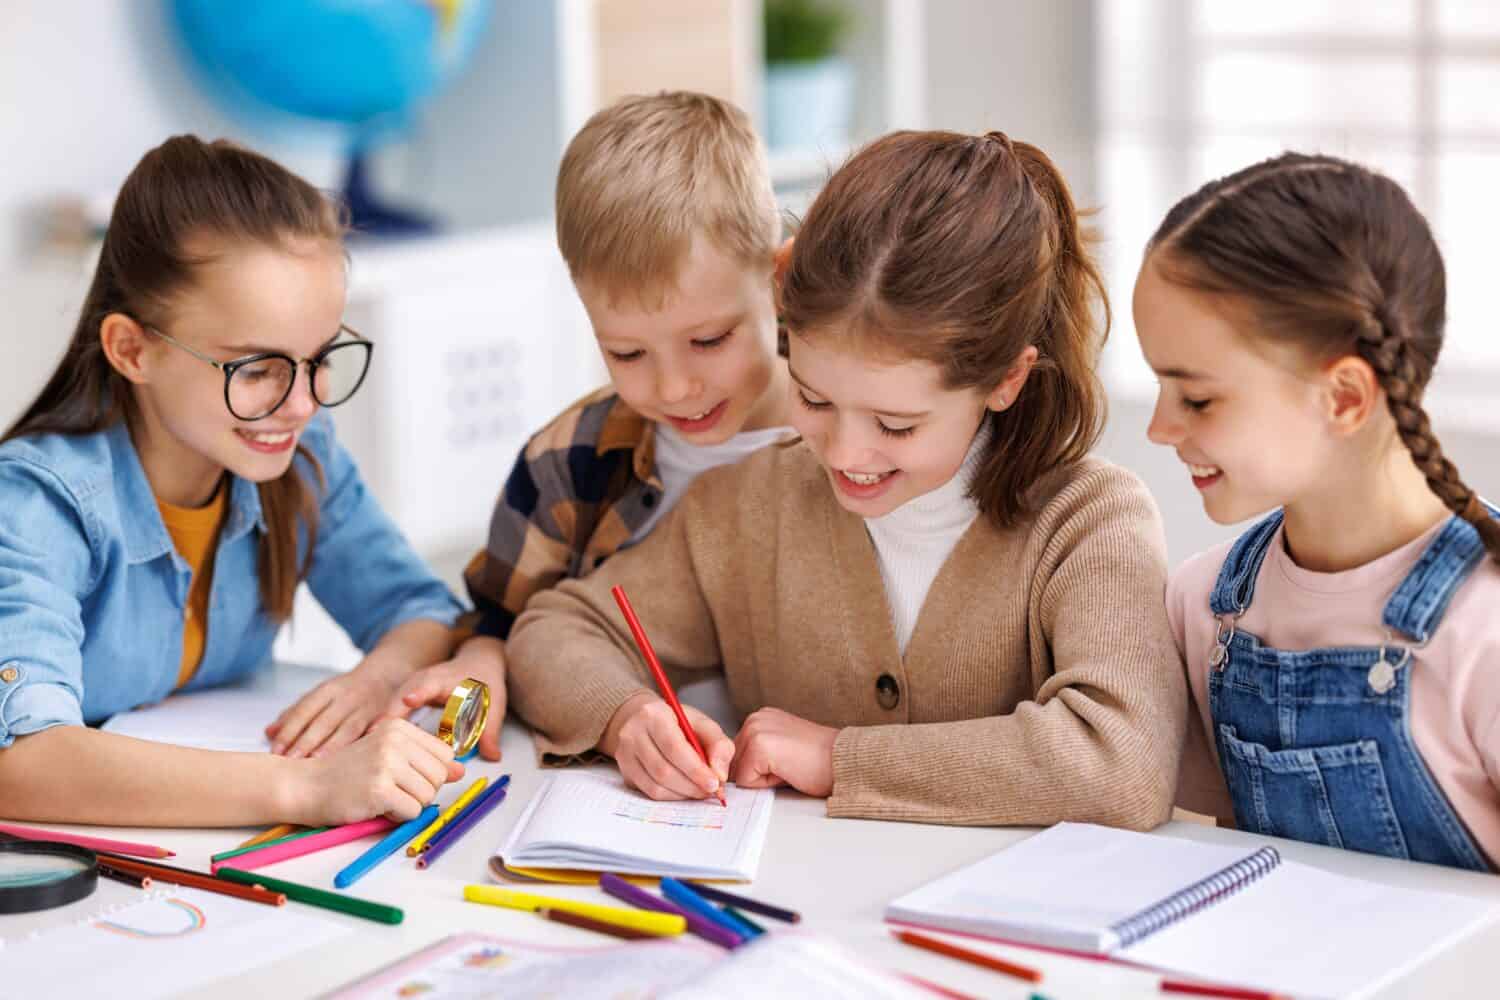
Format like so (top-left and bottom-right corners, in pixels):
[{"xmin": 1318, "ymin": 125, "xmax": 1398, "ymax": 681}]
[{"xmin": 438, "ymin": 677, "xmax": 491, "ymax": 756}]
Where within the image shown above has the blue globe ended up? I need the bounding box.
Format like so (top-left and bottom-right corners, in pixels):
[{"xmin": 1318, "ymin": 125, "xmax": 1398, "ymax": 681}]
[{"xmin": 170, "ymin": 0, "xmax": 492, "ymax": 232}]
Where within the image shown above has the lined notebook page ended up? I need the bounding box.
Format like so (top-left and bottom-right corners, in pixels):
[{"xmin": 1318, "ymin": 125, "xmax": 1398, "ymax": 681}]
[
  {"xmin": 1122, "ymin": 859, "xmax": 1497, "ymax": 999},
  {"xmin": 886, "ymin": 823, "xmax": 1263, "ymax": 952},
  {"xmin": 498, "ymin": 771, "xmax": 775, "ymax": 879}
]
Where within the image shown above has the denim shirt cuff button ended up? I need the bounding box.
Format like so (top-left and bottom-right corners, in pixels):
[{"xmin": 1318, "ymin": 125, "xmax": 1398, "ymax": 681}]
[{"xmin": 0, "ymin": 663, "xmax": 20, "ymax": 684}]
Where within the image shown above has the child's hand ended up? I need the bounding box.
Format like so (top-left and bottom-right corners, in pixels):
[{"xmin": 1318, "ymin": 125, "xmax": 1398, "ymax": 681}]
[
  {"xmin": 730, "ymin": 707, "xmax": 838, "ymax": 797},
  {"xmin": 378, "ymin": 636, "xmax": 508, "ymax": 762},
  {"xmin": 600, "ymin": 692, "xmax": 734, "ymax": 801},
  {"xmin": 266, "ymin": 657, "xmax": 408, "ymax": 758},
  {"xmin": 292, "ymin": 718, "xmax": 464, "ymax": 826}
]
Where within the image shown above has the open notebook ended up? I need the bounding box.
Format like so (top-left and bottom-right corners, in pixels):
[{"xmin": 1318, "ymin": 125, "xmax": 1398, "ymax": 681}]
[
  {"xmin": 886, "ymin": 822, "xmax": 1497, "ymax": 1000},
  {"xmin": 493, "ymin": 771, "xmax": 774, "ymax": 881}
]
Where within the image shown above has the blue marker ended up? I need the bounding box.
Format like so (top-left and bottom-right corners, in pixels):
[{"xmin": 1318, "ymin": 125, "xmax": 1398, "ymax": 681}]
[
  {"xmin": 661, "ymin": 877, "xmax": 759, "ymax": 942},
  {"xmin": 334, "ymin": 805, "xmax": 439, "ymax": 889}
]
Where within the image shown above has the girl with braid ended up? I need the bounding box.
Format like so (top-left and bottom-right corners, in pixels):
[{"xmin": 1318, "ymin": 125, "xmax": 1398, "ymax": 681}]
[{"xmin": 1135, "ymin": 152, "xmax": 1500, "ymax": 870}]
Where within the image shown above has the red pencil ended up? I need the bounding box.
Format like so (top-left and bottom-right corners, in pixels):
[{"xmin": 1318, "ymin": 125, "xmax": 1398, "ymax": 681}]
[
  {"xmin": 894, "ymin": 929, "xmax": 1044, "ymax": 984},
  {"xmin": 611, "ymin": 585, "xmax": 726, "ymax": 806},
  {"xmin": 1161, "ymin": 979, "xmax": 1291, "ymax": 1000}
]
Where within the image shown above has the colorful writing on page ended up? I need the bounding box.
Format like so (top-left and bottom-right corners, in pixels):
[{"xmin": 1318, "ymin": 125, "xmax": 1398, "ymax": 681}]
[
  {"xmin": 326, "ymin": 932, "xmax": 720, "ymax": 1000},
  {"xmin": 0, "ymin": 887, "xmax": 349, "ymax": 999}
]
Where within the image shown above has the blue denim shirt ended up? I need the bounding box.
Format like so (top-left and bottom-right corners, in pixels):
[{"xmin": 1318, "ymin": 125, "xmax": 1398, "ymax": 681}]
[{"xmin": 0, "ymin": 412, "xmax": 464, "ymax": 747}]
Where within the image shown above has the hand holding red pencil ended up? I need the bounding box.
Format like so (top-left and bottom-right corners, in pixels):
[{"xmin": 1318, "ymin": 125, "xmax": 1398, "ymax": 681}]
[{"xmin": 604, "ymin": 586, "xmax": 733, "ymax": 804}]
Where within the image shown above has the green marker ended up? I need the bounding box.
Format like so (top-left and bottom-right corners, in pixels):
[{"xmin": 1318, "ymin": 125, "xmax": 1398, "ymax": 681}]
[{"xmin": 216, "ymin": 867, "xmax": 403, "ymax": 924}]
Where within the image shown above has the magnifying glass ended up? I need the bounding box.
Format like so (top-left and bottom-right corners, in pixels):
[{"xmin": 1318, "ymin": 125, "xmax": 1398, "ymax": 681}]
[
  {"xmin": 437, "ymin": 677, "xmax": 490, "ymax": 761},
  {"xmin": 0, "ymin": 839, "xmax": 99, "ymax": 914}
]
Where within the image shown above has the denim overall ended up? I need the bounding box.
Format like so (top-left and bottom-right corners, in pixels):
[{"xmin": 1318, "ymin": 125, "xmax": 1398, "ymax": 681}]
[{"xmin": 1206, "ymin": 506, "xmax": 1497, "ymax": 871}]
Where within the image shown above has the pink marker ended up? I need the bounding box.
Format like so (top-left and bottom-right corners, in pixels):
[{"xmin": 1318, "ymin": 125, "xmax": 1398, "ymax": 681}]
[{"xmin": 211, "ymin": 817, "xmax": 394, "ymax": 873}]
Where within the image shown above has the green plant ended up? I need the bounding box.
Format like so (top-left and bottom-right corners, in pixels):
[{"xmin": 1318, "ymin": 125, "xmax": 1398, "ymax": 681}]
[{"xmin": 763, "ymin": 0, "xmax": 851, "ymax": 64}]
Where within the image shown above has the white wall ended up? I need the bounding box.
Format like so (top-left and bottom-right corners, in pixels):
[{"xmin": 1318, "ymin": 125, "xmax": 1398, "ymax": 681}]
[{"xmin": 3, "ymin": 0, "xmax": 1494, "ymax": 573}]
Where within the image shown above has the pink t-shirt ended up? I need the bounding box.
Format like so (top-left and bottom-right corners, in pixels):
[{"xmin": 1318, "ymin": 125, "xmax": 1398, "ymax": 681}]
[{"xmin": 1168, "ymin": 517, "xmax": 1500, "ymax": 867}]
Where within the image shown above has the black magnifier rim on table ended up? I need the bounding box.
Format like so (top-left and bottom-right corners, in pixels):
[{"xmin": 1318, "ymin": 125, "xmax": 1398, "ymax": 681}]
[
  {"xmin": 438, "ymin": 677, "xmax": 491, "ymax": 759},
  {"xmin": 0, "ymin": 837, "xmax": 99, "ymax": 914}
]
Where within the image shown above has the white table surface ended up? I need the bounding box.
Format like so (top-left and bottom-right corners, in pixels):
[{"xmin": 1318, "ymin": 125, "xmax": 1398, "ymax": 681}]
[{"xmin": 5, "ymin": 719, "xmax": 1500, "ymax": 999}]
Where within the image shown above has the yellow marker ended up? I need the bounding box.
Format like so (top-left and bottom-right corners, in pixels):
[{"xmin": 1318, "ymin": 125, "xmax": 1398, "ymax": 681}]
[
  {"xmin": 406, "ymin": 777, "xmax": 488, "ymax": 856},
  {"xmin": 463, "ymin": 885, "xmax": 687, "ymax": 936}
]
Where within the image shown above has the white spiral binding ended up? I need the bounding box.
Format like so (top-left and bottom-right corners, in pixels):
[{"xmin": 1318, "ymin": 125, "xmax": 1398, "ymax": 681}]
[{"xmin": 1110, "ymin": 845, "xmax": 1281, "ymax": 948}]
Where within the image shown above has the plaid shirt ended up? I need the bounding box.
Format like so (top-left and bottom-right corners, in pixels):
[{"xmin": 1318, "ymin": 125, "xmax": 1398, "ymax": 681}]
[{"xmin": 463, "ymin": 388, "xmax": 663, "ymax": 640}]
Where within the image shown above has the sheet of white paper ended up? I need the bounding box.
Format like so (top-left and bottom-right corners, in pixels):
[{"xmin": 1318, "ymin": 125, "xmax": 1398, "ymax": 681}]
[
  {"xmin": 99, "ymin": 663, "xmax": 441, "ymax": 753},
  {"xmin": 326, "ymin": 932, "xmax": 720, "ymax": 1000},
  {"xmin": 0, "ymin": 887, "xmax": 350, "ymax": 1000},
  {"xmin": 498, "ymin": 771, "xmax": 774, "ymax": 880},
  {"xmin": 660, "ymin": 934, "xmax": 929, "ymax": 999},
  {"xmin": 1120, "ymin": 859, "xmax": 1498, "ymax": 1000}
]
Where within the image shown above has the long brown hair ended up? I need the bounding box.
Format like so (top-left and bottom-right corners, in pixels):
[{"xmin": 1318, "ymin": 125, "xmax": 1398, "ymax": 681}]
[
  {"xmin": 2, "ymin": 135, "xmax": 346, "ymax": 617},
  {"xmin": 780, "ymin": 130, "xmax": 1108, "ymax": 528},
  {"xmin": 1149, "ymin": 152, "xmax": 1500, "ymax": 563}
]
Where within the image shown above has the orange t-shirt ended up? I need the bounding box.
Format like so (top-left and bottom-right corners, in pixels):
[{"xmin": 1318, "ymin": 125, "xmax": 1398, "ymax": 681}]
[{"xmin": 156, "ymin": 483, "xmax": 228, "ymax": 689}]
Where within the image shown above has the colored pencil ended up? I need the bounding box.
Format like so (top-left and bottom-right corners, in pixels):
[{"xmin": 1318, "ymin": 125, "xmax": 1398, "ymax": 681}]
[
  {"xmin": 600, "ymin": 872, "xmax": 743, "ymax": 949},
  {"xmin": 1161, "ymin": 979, "xmax": 1291, "ymax": 1000},
  {"xmin": 406, "ymin": 777, "xmax": 490, "ymax": 856},
  {"xmin": 899, "ymin": 973, "xmax": 981, "ymax": 1000},
  {"xmin": 94, "ymin": 854, "xmax": 285, "ymax": 907},
  {"xmin": 894, "ymin": 929, "xmax": 1043, "ymax": 984},
  {"xmin": 722, "ymin": 905, "xmax": 766, "ymax": 937},
  {"xmin": 688, "ymin": 882, "xmax": 801, "ymax": 923},
  {"xmin": 234, "ymin": 823, "xmax": 301, "ymax": 850},
  {"xmin": 213, "ymin": 826, "xmax": 329, "ymax": 863},
  {"xmin": 463, "ymin": 885, "xmax": 686, "ymax": 936},
  {"xmin": 211, "ymin": 816, "xmax": 394, "ymax": 873},
  {"xmin": 416, "ymin": 777, "xmax": 511, "ymax": 870},
  {"xmin": 96, "ymin": 862, "xmax": 151, "ymax": 889},
  {"xmin": 0, "ymin": 822, "xmax": 173, "ymax": 859},
  {"xmin": 335, "ymin": 806, "xmax": 439, "ymax": 889},
  {"xmin": 217, "ymin": 867, "xmax": 403, "ymax": 924},
  {"xmin": 660, "ymin": 877, "xmax": 750, "ymax": 942},
  {"xmin": 539, "ymin": 906, "xmax": 659, "ymax": 940},
  {"xmin": 611, "ymin": 585, "xmax": 726, "ymax": 806}
]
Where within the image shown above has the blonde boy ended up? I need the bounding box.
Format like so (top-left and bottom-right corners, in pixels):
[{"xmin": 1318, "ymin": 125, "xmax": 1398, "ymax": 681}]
[{"xmin": 381, "ymin": 92, "xmax": 791, "ymax": 753}]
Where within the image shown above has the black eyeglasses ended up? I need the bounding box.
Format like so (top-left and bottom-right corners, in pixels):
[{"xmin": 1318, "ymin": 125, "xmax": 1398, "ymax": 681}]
[{"xmin": 146, "ymin": 325, "xmax": 374, "ymax": 421}]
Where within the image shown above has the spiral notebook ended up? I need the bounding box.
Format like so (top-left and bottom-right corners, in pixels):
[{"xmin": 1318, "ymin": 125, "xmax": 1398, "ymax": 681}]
[{"xmin": 885, "ymin": 822, "xmax": 1497, "ymax": 999}]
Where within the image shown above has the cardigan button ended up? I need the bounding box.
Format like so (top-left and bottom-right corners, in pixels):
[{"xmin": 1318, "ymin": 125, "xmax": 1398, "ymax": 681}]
[{"xmin": 875, "ymin": 673, "xmax": 900, "ymax": 710}]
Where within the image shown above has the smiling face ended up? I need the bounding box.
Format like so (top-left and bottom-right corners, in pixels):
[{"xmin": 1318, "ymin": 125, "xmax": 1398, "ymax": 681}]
[
  {"xmin": 125, "ymin": 234, "xmax": 349, "ymax": 505},
  {"xmin": 1132, "ymin": 251, "xmax": 1342, "ymax": 525},
  {"xmin": 579, "ymin": 238, "xmax": 782, "ymax": 442},
  {"xmin": 786, "ymin": 332, "xmax": 999, "ymax": 518}
]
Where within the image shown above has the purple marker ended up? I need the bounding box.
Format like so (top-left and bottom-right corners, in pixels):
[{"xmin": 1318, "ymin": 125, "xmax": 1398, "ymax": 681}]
[
  {"xmin": 600, "ymin": 872, "xmax": 743, "ymax": 949},
  {"xmin": 417, "ymin": 775, "xmax": 512, "ymax": 870}
]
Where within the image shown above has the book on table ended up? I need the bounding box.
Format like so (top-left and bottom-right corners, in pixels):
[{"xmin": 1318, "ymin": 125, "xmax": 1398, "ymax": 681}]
[
  {"xmin": 884, "ymin": 821, "xmax": 1497, "ymax": 1000},
  {"xmin": 493, "ymin": 771, "xmax": 774, "ymax": 882}
]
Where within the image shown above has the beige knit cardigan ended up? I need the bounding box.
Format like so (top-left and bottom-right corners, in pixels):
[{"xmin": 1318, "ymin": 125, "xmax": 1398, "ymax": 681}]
[{"xmin": 507, "ymin": 441, "xmax": 1186, "ymax": 829}]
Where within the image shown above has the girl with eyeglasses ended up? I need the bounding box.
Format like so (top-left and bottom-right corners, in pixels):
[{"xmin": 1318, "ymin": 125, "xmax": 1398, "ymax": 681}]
[{"xmin": 0, "ymin": 136, "xmax": 471, "ymax": 827}]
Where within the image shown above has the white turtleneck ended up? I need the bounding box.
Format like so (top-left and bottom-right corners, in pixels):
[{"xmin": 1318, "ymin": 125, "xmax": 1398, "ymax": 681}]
[{"xmin": 865, "ymin": 423, "xmax": 989, "ymax": 655}]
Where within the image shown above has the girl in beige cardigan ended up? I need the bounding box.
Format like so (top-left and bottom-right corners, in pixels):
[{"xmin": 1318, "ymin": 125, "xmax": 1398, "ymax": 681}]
[{"xmin": 506, "ymin": 130, "xmax": 1187, "ymax": 828}]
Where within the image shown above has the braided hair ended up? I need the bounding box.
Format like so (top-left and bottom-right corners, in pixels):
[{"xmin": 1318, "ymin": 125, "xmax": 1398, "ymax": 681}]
[{"xmin": 1147, "ymin": 152, "xmax": 1499, "ymax": 563}]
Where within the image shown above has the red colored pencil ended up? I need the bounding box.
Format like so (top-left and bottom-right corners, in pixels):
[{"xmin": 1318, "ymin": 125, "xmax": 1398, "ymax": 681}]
[
  {"xmin": 94, "ymin": 853, "xmax": 285, "ymax": 907},
  {"xmin": 611, "ymin": 585, "xmax": 726, "ymax": 806},
  {"xmin": 894, "ymin": 929, "xmax": 1043, "ymax": 984},
  {"xmin": 1161, "ymin": 979, "xmax": 1291, "ymax": 1000}
]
